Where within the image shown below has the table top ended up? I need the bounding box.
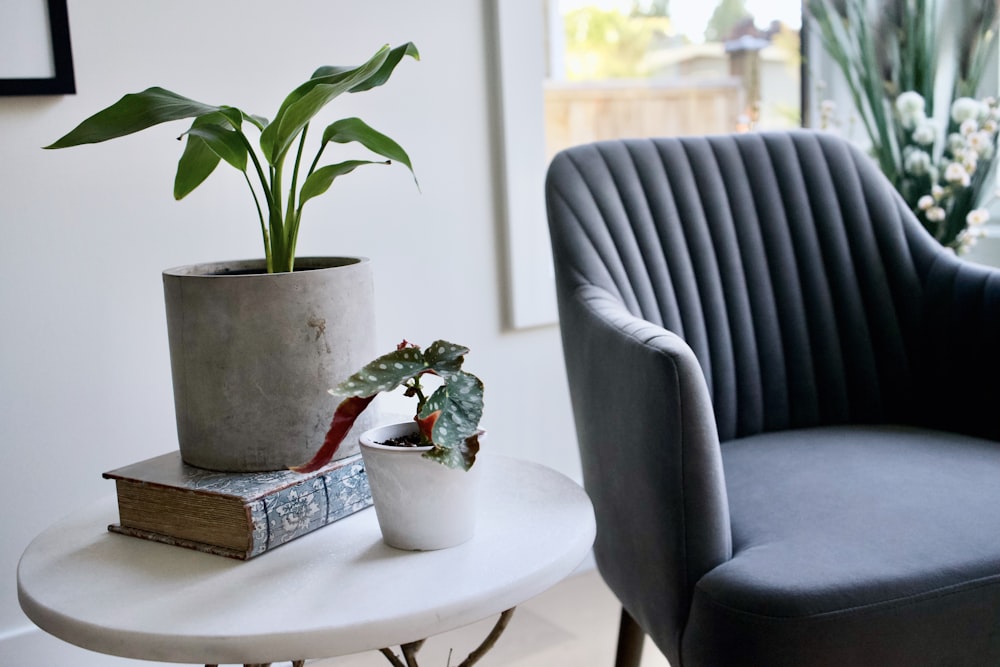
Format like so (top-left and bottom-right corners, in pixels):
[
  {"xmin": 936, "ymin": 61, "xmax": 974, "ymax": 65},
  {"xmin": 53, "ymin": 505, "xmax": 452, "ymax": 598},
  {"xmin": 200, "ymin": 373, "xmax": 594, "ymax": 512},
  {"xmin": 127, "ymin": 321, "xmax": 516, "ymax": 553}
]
[{"xmin": 17, "ymin": 455, "xmax": 595, "ymax": 665}]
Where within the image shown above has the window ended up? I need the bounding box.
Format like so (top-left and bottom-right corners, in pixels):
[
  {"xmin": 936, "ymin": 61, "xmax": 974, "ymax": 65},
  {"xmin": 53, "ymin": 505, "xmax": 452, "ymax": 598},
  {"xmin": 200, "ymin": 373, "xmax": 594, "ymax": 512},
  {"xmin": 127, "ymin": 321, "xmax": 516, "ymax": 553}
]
[
  {"xmin": 545, "ymin": 0, "xmax": 802, "ymax": 159},
  {"xmin": 493, "ymin": 0, "xmax": 802, "ymax": 328}
]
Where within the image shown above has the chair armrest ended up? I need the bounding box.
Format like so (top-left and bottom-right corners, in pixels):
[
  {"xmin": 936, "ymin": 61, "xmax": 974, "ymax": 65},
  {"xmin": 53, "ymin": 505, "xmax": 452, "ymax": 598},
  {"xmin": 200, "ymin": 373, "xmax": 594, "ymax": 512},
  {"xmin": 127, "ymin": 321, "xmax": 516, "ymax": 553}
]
[
  {"xmin": 559, "ymin": 283, "xmax": 732, "ymax": 653},
  {"xmin": 919, "ymin": 253, "xmax": 1000, "ymax": 441}
]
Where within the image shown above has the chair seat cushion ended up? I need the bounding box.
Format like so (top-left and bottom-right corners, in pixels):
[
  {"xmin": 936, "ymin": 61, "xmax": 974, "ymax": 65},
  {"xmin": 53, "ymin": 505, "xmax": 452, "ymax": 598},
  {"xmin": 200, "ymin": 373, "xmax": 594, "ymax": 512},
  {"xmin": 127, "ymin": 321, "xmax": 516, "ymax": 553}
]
[{"xmin": 682, "ymin": 425, "xmax": 1000, "ymax": 666}]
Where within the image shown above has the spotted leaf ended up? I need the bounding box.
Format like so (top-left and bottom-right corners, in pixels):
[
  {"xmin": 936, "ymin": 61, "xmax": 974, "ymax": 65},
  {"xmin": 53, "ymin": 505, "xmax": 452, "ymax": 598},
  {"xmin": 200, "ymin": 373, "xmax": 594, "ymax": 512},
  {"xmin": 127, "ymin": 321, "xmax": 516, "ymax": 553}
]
[
  {"xmin": 334, "ymin": 346, "xmax": 428, "ymax": 397},
  {"xmin": 423, "ymin": 433, "xmax": 481, "ymax": 470},
  {"xmin": 418, "ymin": 370, "xmax": 484, "ymax": 453},
  {"xmin": 423, "ymin": 340, "xmax": 469, "ymax": 377}
]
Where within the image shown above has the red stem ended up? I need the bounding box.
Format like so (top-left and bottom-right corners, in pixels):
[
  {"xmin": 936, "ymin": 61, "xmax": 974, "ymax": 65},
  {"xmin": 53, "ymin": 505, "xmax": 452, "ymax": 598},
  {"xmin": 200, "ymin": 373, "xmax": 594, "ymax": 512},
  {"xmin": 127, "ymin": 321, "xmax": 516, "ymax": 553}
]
[{"xmin": 290, "ymin": 395, "xmax": 375, "ymax": 473}]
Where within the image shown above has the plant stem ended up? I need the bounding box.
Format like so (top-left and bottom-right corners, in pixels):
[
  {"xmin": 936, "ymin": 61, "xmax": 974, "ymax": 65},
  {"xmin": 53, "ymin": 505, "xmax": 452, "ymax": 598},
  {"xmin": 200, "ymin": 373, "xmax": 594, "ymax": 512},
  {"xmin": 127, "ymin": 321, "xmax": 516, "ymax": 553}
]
[
  {"xmin": 291, "ymin": 138, "xmax": 329, "ymax": 265},
  {"xmin": 235, "ymin": 135, "xmax": 279, "ymax": 271},
  {"xmin": 286, "ymin": 209, "xmax": 301, "ymax": 267},
  {"xmin": 243, "ymin": 171, "xmax": 270, "ymax": 268},
  {"xmin": 307, "ymin": 142, "xmax": 327, "ymax": 180},
  {"xmin": 288, "ymin": 124, "xmax": 308, "ymax": 212},
  {"xmin": 406, "ymin": 378, "xmax": 428, "ymax": 413},
  {"xmin": 270, "ymin": 157, "xmax": 288, "ymax": 272},
  {"xmin": 237, "ymin": 132, "xmax": 275, "ymax": 213},
  {"xmin": 284, "ymin": 125, "xmax": 310, "ymax": 272}
]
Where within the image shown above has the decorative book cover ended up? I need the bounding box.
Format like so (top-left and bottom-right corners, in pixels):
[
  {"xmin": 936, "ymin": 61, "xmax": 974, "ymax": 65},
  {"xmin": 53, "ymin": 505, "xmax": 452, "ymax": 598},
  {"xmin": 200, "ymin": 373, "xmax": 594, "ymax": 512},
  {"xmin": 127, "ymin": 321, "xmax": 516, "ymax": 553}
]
[{"xmin": 103, "ymin": 452, "xmax": 371, "ymax": 559}]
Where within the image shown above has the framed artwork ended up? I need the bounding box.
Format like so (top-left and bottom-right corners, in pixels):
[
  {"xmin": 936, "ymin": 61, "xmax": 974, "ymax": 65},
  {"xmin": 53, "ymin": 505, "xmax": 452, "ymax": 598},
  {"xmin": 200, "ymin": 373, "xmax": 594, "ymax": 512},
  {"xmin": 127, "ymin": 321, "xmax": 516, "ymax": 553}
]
[{"xmin": 0, "ymin": 0, "xmax": 75, "ymax": 96}]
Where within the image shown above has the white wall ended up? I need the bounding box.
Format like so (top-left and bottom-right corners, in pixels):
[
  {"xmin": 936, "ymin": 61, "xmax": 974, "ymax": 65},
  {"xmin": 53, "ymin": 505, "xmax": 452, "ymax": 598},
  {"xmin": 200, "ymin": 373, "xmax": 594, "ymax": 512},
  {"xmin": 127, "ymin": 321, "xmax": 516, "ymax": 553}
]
[{"xmin": 0, "ymin": 1, "xmax": 580, "ymax": 663}]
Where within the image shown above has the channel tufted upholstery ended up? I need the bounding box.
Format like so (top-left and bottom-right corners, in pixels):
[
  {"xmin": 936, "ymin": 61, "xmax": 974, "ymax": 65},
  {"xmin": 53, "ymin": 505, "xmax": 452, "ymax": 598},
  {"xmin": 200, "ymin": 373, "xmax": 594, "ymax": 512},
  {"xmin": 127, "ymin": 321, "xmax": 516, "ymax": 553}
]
[{"xmin": 546, "ymin": 131, "xmax": 1000, "ymax": 666}]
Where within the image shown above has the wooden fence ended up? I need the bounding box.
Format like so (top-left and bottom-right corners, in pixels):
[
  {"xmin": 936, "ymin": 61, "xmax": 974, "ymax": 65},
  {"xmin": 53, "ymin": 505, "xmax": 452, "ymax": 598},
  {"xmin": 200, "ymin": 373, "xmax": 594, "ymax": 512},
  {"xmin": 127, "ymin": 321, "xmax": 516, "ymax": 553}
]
[{"xmin": 544, "ymin": 78, "xmax": 745, "ymax": 159}]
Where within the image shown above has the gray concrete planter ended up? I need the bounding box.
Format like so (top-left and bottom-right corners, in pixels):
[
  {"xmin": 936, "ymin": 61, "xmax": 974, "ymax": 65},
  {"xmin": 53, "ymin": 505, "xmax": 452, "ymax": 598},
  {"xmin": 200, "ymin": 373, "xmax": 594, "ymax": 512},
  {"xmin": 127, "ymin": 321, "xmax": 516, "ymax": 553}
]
[{"xmin": 162, "ymin": 257, "xmax": 375, "ymax": 472}]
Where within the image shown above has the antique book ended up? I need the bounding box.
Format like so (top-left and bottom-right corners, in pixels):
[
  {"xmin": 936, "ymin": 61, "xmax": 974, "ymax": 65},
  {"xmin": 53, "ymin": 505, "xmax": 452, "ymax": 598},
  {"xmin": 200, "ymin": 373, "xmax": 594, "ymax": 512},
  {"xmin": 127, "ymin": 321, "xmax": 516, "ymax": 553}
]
[{"xmin": 103, "ymin": 451, "xmax": 371, "ymax": 559}]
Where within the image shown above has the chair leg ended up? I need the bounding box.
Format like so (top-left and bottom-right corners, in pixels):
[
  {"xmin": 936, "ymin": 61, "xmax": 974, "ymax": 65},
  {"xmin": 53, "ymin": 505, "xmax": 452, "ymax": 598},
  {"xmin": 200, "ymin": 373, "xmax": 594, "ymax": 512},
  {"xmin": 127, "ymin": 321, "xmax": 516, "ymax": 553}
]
[{"xmin": 615, "ymin": 607, "xmax": 645, "ymax": 667}]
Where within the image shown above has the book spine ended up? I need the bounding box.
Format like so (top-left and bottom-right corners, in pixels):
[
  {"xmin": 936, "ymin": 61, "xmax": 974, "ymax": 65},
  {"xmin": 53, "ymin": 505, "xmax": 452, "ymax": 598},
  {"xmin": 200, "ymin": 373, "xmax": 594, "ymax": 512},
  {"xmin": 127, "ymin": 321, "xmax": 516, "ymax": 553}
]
[{"xmin": 246, "ymin": 459, "xmax": 372, "ymax": 558}]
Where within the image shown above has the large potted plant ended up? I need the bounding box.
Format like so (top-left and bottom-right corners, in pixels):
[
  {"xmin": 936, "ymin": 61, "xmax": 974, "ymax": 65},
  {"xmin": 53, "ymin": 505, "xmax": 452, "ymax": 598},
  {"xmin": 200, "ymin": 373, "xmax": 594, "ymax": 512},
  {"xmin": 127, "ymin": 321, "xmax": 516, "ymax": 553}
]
[
  {"xmin": 293, "ymin": 339, "xmax": 485, "ymax": 550},
  {"xmin": 807, "ymin": 0, "xmax": 1000, "ymax": 253},
  {"xmin": 46, "ymin": 43, "xmax": 419, "ymax": 472}
]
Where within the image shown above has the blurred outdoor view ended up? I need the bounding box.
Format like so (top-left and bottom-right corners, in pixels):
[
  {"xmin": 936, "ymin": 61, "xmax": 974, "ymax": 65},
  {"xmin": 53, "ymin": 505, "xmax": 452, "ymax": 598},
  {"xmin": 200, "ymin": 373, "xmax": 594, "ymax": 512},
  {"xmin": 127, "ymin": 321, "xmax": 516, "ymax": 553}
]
[{"xmin": 544, "ymin": 0, "xmax": 802, "ymax": 159}]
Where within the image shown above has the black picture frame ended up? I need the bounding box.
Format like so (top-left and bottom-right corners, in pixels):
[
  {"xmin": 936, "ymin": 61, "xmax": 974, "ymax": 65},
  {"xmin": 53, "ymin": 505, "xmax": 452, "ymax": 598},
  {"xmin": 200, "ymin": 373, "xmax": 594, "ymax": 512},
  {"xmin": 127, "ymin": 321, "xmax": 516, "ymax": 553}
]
[{"xmin": 0, "ymin": 0, "xmax": 75, "ymax": 96}]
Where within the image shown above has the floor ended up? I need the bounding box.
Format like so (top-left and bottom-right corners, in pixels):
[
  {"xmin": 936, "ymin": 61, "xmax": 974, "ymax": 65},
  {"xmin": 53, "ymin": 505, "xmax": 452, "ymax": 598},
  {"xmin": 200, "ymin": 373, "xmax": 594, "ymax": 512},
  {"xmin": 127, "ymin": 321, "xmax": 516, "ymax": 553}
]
[{"xmin": 312, "ymin": 568, "xmax": 671, "ymax": 667}]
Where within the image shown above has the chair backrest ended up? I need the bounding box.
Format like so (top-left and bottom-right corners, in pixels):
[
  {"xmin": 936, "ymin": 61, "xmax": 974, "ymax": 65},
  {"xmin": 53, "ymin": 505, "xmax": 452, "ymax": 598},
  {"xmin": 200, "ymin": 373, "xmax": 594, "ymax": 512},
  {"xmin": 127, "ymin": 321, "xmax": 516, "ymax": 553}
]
[{"xmin": 546, "ymin": 130, "xmax": 950, "ymax": 443}]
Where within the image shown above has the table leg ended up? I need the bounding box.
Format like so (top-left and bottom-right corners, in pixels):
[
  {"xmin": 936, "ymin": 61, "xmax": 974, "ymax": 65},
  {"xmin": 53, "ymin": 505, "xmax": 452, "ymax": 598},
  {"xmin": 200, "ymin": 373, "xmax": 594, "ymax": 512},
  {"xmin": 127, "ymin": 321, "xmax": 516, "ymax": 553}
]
[
  {"xmin": 402, "ymin": 639, "xmax": 424, "ymax": 667},
  {"xmin": 377, "ymin": 607, "xmax": 516, "ymax": 667},
  {"xmin": 380, "ymin": 647, "xmax": 406, "ymax": 667},
  {"xmin": 200, "ymin": 620, "xmax": 515, "ymax": 667},
  {"xmin": 202, "ymin": 662, "xmax": 303, "ymax": 666}
]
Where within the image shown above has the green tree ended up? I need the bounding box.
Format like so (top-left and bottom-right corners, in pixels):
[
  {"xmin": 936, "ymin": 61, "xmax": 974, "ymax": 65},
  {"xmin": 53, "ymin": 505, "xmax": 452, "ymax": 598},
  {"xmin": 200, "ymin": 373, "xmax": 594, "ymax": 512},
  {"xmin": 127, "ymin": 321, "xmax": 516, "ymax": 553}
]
[
  {"xmin": 563, "ymin": 7, "xmax": 659, "ymax": 79},
  {"xmin": 631, "ymin": 0, "xmax": 670, "ymax": 17},
  {"xmin": 705, "ymin": 0, "xmax": 751, "ymax": 42}
]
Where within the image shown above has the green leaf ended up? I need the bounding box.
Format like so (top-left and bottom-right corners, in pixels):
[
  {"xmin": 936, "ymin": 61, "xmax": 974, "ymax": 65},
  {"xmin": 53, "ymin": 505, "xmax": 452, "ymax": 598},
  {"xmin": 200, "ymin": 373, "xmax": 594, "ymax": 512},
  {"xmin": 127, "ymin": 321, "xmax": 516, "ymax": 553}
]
[
  {"xmin": 309, "ymin": 43, "xmax": 419, "ymax": 93},
  {"xmin": 45, "ymin": 87, "xmax": 222, "ymax": 148},
  {"xmin": 215, "ymin": 106, "xmax": 270, "ymax": 133},
  {"xmin": 310, "ymin": 65, "xmax": 353, "ymax": 79},
  {"xmin": 321, "ymin": 117, "xmax": 417, "ymax": 185},
  {"xmin": 217, "ymin": 106, "xmax": 268, "ymax": 132},
  {"xmin": 174, "ymin": 134, "xmax": 220, "ymax": 200},
  {"xmin": 218, "ymin": 106, "xmax": 246, "ymax": 129},
  {"xmin": 174, "ymin": 114, "xmax": 248, "ymax": 199},
  {"xmin": 334, "ymin": 346, "xmax": 428, "ymax": 397},
  {"xmin": 423, "ymin": 432, "xmax": 480, "ymax": 471},
  {"xmin": 423, "ymin": 340, "xmax": 470, "ymax": 376},
  {"xmin": 299, "ymin": 160, "xmax": 388, "ymax": 207},
  {"xmin": 418, "ymin": 370, "xmax": 484, "ymax": 449},
  {"xmin": 346, "ymin": 41, "xmax": 420, "ymax": 93},
  {"xmin": 259, "ymin": 45, "xmax": 392, "ymax": 164},
  {"xmin": 184, "ymin": 119, "xmax": 248, "ymax": 171}
]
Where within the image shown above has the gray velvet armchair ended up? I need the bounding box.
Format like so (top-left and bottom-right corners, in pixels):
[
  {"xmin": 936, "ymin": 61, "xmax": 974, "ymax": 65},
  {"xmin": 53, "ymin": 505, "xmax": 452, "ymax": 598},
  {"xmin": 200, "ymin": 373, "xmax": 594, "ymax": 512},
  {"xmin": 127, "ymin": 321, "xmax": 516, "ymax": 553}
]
[{"xmin": 545, "ymin": 130, "xmax": 1000, "ymax": 666}]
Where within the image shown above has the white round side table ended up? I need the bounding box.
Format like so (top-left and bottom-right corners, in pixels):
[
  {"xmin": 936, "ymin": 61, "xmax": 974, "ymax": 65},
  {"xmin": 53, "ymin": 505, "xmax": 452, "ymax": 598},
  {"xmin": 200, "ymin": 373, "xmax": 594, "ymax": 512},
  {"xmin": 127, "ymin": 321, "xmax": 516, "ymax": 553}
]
[{"xmin": 17, "ymin": 456, "xmax": 595, "ymax": 666}]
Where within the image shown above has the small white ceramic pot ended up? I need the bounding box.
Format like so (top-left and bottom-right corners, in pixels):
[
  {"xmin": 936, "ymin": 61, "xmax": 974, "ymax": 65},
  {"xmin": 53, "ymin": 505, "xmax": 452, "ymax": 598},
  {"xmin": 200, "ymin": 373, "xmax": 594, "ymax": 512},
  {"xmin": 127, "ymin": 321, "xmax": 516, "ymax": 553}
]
[{"xmin": 360, "ymin": 422, "xmax": 483, "ymax": 551}]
